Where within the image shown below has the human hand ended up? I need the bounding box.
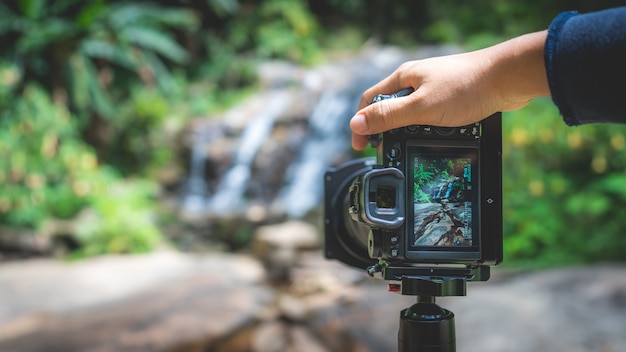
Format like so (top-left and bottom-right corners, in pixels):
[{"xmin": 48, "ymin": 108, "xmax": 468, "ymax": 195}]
[{"xmin": 350, "ymin": 31, "xmax": 550, "ymax": 150}]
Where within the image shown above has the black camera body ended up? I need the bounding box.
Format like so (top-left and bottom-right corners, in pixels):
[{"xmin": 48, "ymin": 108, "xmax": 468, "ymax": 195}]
[{"xmin": 325, "ymin": 89, "xmax": 502, "ymax": 270}]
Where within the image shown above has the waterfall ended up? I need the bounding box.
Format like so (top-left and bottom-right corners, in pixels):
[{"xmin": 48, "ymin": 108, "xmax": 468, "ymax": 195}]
[
  {"xmin": 277, "ymin": 90, "xmax": 356, "ymax": 218},
  {"xmin": 207, "ymin": 91, "xmax": 291, "ymax": 215},
  {"xmin": 181, "ymin": 122, "xmax": 217, "ymax": 215}
]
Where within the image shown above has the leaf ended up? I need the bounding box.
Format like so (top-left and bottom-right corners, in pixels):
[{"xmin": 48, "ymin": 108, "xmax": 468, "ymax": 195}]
[
  {"xmin": 208, "ymin": 0, "xmax": 240, "ymax": 16},
  {"xmin": 80, "ymin": 39, "xmax": 136, "ymax": 70},
  {"xmin": 120, "ymin": 27, "xmax": 189, "ymax": 63},
  {"xmin": 74, "ymin": 0, "xmax": 107, "ymax": 29},
  {"xmin": 108, "ymin": 3, "xmax": 198, "ymax": 31},
  {"xmin": 0, "ymin": 4, "xmax": 19, "ymax": 34},
  {"xmin": 143, "ymin": 51, "xmax": 175, "ymax": 94},
  {"xmin": 106, "ymin": 3, "xmax": 149, "ymax": 30},
  {"xmin": 596, "ymin": 174, "xmax": 626, "ymax": 200},
  {"xmin": 49, "ymin": 0, "xmax": 87, "ymax": 16},
  {"xmin": 19, "ymin": 0, "xmax": 45, "ymax": 20},
  {"xmin": 145, "ymin": 7, "xmax": 199, "ymax": 30},
  {"xmin": 17, "ymin": 18, "xmax": 76, "ymax": 53},
  {"xmin": 79, "ymin": 55, "xmax": 116, "ymax": 118},
  {"xmin": 67, "ymin": 55, "xmax": 90, "ymax": 112}
]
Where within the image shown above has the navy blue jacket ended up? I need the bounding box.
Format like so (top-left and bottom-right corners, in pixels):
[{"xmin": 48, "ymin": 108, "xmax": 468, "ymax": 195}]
[{"xmin": 545, "ymin": 7, "xmax": 626, "ymax": 126}]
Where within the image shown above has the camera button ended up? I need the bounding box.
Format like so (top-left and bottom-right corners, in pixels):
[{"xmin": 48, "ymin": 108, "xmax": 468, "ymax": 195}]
[
  {"xmin": 387, "ymin": 147, "xmax": 401, "ymax": 160},
  {"xmin": 435, "ymin": 127, "xmax": 455, "ymax": 136},
  {"xmin": 471, "ymin": 125, "xmax": 480, "ymax": 137},
  {"xmin": 390, "ymin": 235, "xmax": 399, "ymax": 245}
]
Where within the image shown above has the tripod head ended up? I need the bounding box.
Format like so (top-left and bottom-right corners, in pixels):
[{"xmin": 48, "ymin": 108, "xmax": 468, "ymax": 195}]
[{"xmin": 367, "ymin": 263, "xmax": 491, "ymax": 352}]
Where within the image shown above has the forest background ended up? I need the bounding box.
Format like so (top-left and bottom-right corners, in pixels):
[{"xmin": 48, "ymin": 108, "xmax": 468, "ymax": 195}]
[{"xmin": 1, "ymin": 0, "xmax": 625, "ymax": 267}]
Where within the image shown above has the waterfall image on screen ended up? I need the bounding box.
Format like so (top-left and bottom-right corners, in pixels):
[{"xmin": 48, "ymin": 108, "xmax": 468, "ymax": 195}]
[{"xmin": 411, "ymin": 153, "xmax": 476, "ymax": 248}]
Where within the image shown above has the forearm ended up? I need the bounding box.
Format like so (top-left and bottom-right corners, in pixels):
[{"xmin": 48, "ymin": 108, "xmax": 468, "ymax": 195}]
[{"xmin": 480, "ymin": 30, "xmax": 550, "ymax": 111}]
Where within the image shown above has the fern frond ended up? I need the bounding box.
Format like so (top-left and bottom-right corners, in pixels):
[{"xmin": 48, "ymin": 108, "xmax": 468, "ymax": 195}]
[
  {"xmin": 143, "ymin": 51, "xmax": 175, "ymax": 94},
  {"xmin": 81, "ymin": 55, "xmax": 116, "ymax": 118},
  {"xmin": 81, "ymin": 38, "xmax": 137, "ymax": 71},
  {"xmin": 107, "ymin": 3, "xmax": 198, "ymax": 31},
  {"xmin": 121, "ymin": 27, "xmax": 189, "ymax": 64},
  {"xmin": 16, "ymin": 18, "xmax": 76, "ymax": 53}
]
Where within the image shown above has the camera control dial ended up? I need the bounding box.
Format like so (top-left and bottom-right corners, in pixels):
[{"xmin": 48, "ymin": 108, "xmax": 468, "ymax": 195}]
[{"xmin": 387, "ymin": 146, "xmax": 401, "ymax": 160}]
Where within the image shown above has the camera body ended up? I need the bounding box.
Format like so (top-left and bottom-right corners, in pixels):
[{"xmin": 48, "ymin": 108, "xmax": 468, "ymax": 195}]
[{"xmin": 325, "ymin": 89, "xmax": 502, "ymax": 270}]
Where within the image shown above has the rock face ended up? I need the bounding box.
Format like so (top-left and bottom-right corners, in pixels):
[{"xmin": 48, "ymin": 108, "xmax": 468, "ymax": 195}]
[
  {"xmin": 0, "ymin": 252, "xmax": 272, "ymax": 352},
  {"xmin": 451, "ymin": 265, "xmax": 626, "ymax": 352},
  {"xmin": 0, "ymin": 245, "xmax": 625, "ymax": 352}
]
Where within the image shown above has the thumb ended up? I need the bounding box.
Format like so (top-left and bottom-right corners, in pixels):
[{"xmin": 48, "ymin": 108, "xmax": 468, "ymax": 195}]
[{"xmin": 350, "ymin": 96, "xmax": 423, "ymax": 135}]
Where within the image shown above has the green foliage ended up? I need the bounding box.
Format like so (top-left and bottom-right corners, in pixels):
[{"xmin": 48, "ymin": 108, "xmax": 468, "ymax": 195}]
[
  {"xmin": 0, "ymin": 82, "xmax": 162, "ymax": 255},
  {"xmin": 0, "ymin": 61, "xmax": 20, "ymax": 111},
  {"xmin": 422, "ymin": 0, "xmax": 624, "ymax": 46},
  {"xmin": 73, "ymin": 180, "xmax": 162, "ymax": 258},
  {"xmin": 104, "ymin": 85, "xmax": 174, "ymax": 175},
  {"xmin": 0, "ymin": 83, "xmax": 93, "ymax": 227},
  {"xmin": 422, "ymin": 20, "xmax": 461, "ymax": 44},
  {"xmin": 205, "ymin": 0, "xmax": 321, "ymax": 66},
  {"xmin": 308, "ymin": 0, "xmax": 622, "ymax": 47},
  {"xmin": 1, "ymin": 0, "xmax": 201, "ymax": 175},
  {"xmin": 1, "ymin": 0, "xmax": 199, "ymax": 98},
  {"xmin": 255, "ymin": 0, "xmax": 320, "ymax": 64},
  {"xmin": 502, "ymin": 98, "xmax": 626, "ymax": 267},
  {"xmin": 424, "ymin": 0, "xmax": 544, "ymax": 42},
  {"xmin": 414, "ymin": 164, "xmax": 434, "ymax": 203}
]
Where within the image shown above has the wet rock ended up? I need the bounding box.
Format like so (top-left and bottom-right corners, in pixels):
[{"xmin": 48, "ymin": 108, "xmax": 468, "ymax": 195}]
[
  {"xmin": 0, "ymin": 209, "xmax": 98, "ymax": 259},
  {"xmin": 0, "ymin": 251, "xmax": 271, "ymax": 352},
  {"xmin": 256, "ymin": 61, "xmax": 305, "ymax": 89},
  {"xmin": 253, "ymin": 220, "xmax": 320, "ymax": 283},
  {"xmin": 251, "ymin": 320, "xmax": 290, "ymax": 351},
  {"xmin": 0, "ymin": 226, "xmax": 48, "ymax": 258},
  {"xmin": 248, "ymin": 123, "xmax": 308, "ymax": 207},
  {"xmin": 288, "ymin": 325, "xmax": 329, "ymax": 352}
]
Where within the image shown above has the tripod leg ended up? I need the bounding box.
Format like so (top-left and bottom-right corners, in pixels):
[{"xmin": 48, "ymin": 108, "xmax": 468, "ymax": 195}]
[{"xmin": 398, "ymin": 297, "xmax": 456, "ymax": 352}]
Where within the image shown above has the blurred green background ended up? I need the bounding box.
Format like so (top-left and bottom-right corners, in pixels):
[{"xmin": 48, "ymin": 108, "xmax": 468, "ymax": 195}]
[{"xmin": 1, "ymin": 0, "xmax": 625, "ymax": 266}]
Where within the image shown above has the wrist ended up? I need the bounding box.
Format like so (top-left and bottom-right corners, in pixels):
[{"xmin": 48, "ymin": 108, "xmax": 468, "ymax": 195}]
[{"xmin": 487, "ymin": 31, "xmax": 551, "ymax": 109}]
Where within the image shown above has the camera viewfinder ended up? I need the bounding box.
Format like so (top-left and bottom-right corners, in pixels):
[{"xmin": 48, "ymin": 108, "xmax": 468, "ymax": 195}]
[{"xmin": 376, "ymin": 185, "xmax": 396, "ymax": 209}]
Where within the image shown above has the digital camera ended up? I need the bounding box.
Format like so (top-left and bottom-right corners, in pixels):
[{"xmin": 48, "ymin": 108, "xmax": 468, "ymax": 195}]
[{"xmin": 324, "ymin": 88, "xmax": 502, "ymax": 270}]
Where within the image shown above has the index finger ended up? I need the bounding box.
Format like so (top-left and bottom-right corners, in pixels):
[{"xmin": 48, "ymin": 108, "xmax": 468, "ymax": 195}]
[{"xmin": 357, "ymin": 73, "xmax": 407, "ymax": 111}]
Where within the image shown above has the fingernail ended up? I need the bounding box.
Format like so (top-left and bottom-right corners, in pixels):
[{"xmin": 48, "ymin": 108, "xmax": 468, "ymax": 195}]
[{"xmin": 350, "ymin": 114, "xmax": 368, "ymax": 133}]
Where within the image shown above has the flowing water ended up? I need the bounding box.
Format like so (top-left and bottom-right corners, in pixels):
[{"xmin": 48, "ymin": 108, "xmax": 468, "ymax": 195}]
[
  {"xmin": 181, "ymin": 122, "xmax": 220, "ymax": 214},
  {"xmin": 207, "ymin": 91, "xmax": 291, "ymax": 215},
  {"xmin": 277, "ymin": 90, "xmax": 356, "ymax": 218}
]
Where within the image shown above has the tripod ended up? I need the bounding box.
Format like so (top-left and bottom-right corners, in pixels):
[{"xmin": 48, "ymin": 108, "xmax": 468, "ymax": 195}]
[{"xmin": 367, "ymin": 264, "xmax": 491, "ymax": 352}]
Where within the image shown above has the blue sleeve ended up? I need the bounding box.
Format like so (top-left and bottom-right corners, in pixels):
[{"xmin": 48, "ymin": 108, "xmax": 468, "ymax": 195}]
[{"xmin": 544, "ymin": 7, "xmax": 626, "ymax": 126}]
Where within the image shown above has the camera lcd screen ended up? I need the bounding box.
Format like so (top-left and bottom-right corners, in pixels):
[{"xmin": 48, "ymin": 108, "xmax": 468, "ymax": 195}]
[{"xmin": 408, "ymin": 147, "xmax": 479, "ymax": 251}]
